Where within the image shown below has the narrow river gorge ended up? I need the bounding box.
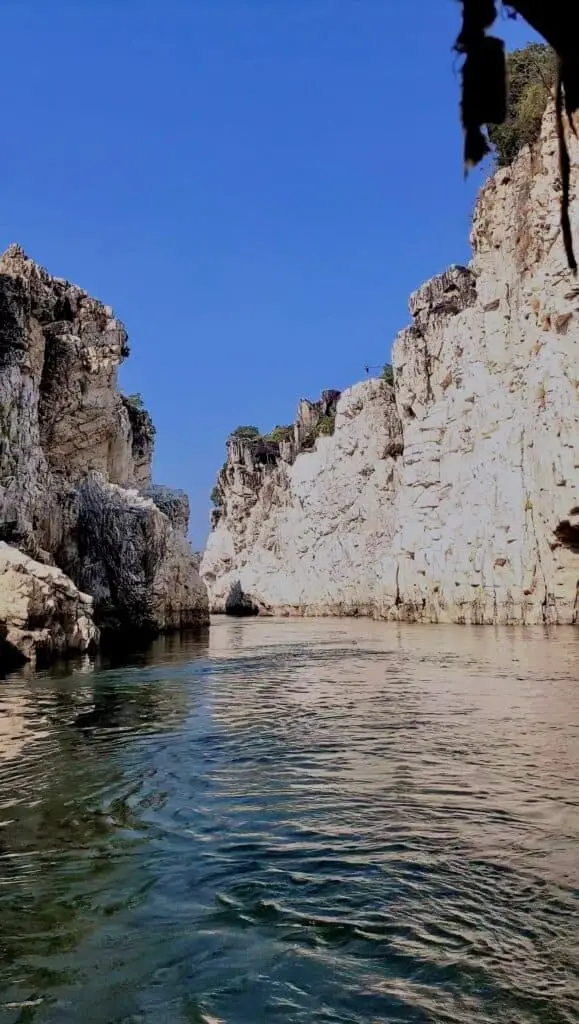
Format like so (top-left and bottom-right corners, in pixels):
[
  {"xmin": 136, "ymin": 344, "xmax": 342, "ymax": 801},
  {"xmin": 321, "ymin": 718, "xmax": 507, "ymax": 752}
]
[{"xmin": 0, "ymin": 619, "xmax": 577, "ymax": 1023}]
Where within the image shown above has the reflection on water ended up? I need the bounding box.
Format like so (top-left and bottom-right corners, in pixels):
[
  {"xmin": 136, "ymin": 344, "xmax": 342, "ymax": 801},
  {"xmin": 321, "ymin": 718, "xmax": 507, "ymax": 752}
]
[{"xmin": 0, "ymin": 619, "xmax": 578, "ymax": 1023}]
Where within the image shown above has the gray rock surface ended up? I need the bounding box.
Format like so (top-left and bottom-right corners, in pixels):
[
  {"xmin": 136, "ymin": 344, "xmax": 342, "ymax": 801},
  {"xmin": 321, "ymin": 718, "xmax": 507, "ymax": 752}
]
[
  {"xmin": 144, "ymin": 484, "xmax": 190, "ymax": 536},
  {"xmin": 122, "ymin": 395, "xmax": 155, "ymax": 488},
  {"xmin": 68, "ymin": 473, "xmax": 207, "ymax": 634},
  {"xmin": 202, "ymin": 109, "xmax": 579, "ymax": 625},
  {"xmin": 0, "ymin": 246, "xmax": 208, "ymax": 645}
]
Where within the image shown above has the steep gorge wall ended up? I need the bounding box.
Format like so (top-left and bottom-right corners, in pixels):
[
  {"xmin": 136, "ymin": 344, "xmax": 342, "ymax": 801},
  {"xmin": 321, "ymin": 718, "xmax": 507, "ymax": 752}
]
[
  {"xmin": 0, "ymin": 245, "xmax": 208, "ymax": 655},
  {"xmin": 202, "ymin": 111, "xmax": 579, "ymax": 625}
]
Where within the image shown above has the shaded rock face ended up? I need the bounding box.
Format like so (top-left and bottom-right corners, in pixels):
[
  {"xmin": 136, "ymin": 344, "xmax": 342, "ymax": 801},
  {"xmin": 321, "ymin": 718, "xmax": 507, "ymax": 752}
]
[
  {"xmin": 143, "ymin": 484, "xmax": 190, "ymax": 536},
  {"xmin": 224, "ymin": 581, "xmax": 260, "ymax": 617},
  {"xmin": 69, "ymin": 474, "xmax": 207, "ymax": 635},
  {"xmin": 0, "ymin": 245, "xmax": 208, "ymax": 647},
  {"xmin": 202, "ymin": 109, "xmax": 579, "ymax": 625},
  {"xmin": 123, "ymin": 396, "xmax": 154, "ymax": 488},
  {"xmin": 0, "ymin": 542, "xmax": 98, "ymax": 667}
]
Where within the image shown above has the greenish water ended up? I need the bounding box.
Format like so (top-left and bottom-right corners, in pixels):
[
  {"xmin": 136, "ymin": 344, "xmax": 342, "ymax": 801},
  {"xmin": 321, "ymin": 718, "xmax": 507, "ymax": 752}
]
[{"xmin": 0, "ymin": 618, "xmax": 578, "ymax": 1023}]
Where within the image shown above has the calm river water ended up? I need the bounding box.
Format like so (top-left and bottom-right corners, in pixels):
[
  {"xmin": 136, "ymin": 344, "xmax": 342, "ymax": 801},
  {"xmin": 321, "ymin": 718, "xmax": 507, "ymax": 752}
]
[{"xmin": 0, "ymin": 619, "xmax": 578, "ymax": 1023}]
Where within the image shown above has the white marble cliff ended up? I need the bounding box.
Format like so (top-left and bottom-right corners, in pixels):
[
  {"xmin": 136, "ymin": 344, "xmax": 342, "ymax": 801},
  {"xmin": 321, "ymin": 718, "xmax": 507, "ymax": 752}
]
[{"xmin": 202, "ymin": 108, "xmax": 579, "ymax": 625}]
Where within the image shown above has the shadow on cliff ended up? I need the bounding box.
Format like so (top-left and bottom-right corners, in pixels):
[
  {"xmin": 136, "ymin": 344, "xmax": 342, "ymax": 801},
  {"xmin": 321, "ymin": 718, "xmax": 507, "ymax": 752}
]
[
  {"xmin": 225, "ymin": 581, "xmax": 260, "ymax": 617},
  {"xmin": 555, "ymin": 508, "xmax": 579, "ymax": 553},
  {"xmin": 0, "ymin": 624, "xmax": 27, "ymax": 674}
]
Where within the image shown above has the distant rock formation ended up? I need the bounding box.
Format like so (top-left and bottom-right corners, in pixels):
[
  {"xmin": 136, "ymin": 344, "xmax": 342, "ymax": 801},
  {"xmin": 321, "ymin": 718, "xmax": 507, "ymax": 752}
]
[
  {"xmin": 0, "ymin": 245, "xmax": 208, "ymax": 663},
  {"xmin": 202, "ymin": 108, "xmax": 579, "ymax": 625}
]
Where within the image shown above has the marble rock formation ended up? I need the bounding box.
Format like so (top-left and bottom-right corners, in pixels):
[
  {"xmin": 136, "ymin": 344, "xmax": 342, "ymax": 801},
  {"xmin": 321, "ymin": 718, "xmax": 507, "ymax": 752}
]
[
  {"xmin": 0, "ymin": 542, "xmax": 98, "ymax": 666},
  {"xmin": 0, "ymin": 245, "xmax": 208, "ymax": 659},
  {"xmin": 202, "ymin": 108, "xmax": 579, "ymax": 625}
]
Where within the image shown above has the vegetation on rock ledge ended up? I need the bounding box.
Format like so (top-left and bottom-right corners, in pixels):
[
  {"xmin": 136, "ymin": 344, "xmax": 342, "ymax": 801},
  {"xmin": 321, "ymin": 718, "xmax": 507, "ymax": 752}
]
[
  {"xmin": 125, "ymin": 393, "xmax": 145, "ymax": 411},
  {"xmin": 229, "ymin": 423, "xmax": 294, "ymax": 446},
  {"xmin": 226, "ymin": 408, "xmax": 336, "ymax": 457},
  {"xmin": 263, "ymin": 425, "xmax": 294, "ymax": 445},
  {"xmin": 381, "ymin": 363, "xmax": 394, "ymax": 386},
  {"xmin": 315, "ymin": 414, "xmax": 336, "ymax": 438},
  {"xmin": 231, "ymin": 425, "xmax": 261, "ymax": 440},
  {"xmin": 123, "ymin": 393, "xmax": 156, "ymax": 440},
  {"xmin": 488, "ymin": 44, "xmax": 556, "ymax": 167}
]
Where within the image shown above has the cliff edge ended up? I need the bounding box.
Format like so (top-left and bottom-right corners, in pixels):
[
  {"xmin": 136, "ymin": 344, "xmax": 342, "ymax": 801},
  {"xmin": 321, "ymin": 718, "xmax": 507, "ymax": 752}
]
[
  {"xmin": 0, "ymin": 247, "xmax": 208, "ymax": 663},
  {"xmin": 202, "ymin": 109, "xmax": 579, "ymax": 625}
]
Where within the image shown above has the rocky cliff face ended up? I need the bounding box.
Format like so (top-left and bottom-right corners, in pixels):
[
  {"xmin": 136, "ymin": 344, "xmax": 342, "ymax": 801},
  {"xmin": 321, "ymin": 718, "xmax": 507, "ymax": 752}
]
[
  {"xmin": 0, "ymin": 245, "xmax": 208, "ymax": 660},
  {"xmin": 202, "ymin": 110, "xmax": 579, "ymax": 625},
  {"xmin": 0, "ymin": 542, "xmax": 98, "ymax": 667}
]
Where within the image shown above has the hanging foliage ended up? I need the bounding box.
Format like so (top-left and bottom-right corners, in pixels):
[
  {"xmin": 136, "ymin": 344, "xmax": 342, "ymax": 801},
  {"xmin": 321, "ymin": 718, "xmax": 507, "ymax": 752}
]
[
  {"xmin": 488, "ymin": 44, "xmax": 557, "ymax": 166},
  {"xmin": 455, "ymin": 1, "xmax": 579, "ymax": 272}
]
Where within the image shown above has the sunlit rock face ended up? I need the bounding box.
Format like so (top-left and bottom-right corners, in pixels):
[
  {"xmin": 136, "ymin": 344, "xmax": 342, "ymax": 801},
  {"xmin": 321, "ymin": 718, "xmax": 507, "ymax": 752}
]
[
  {"xmin": 0, "ymin": 246, "xmax": 208, "ymax": 647},
  {"xmin": 0, "ymin": 542, "xmax": 98, "ymax": 666},
  {"xmin": 203, "ymin": 109, "xmax": 579, "ymax": 625}
]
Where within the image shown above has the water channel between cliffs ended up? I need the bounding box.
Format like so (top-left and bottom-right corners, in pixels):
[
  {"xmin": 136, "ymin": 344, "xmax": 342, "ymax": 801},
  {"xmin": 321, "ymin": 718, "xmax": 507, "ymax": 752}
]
[{"xmin": 0, "ymin": 617, "xmax": 577, "ymax": 1023}]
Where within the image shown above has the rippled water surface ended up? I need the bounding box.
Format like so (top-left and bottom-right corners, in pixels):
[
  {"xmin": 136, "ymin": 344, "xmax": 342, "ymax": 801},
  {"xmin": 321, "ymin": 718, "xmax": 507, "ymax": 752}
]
[{"xmin": 0, "ymin": 619, "xmax": 578, "ymax": 1023}]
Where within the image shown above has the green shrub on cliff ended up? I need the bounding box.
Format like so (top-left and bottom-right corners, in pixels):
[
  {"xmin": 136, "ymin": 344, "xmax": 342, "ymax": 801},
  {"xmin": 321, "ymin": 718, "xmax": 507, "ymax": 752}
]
[
  {"xmin": 264, "ymin": 424, "xmax": 294, "ymax": 445},
  {"xmin": 125, "ymin": 392, "xmax": 145, "ymax": 410},
  {"xmin": 231, "ymin": 425, "xmax": 261, "ymax": 440},
  {"xmin": 488, "ymin": 44, "xmax": 556, "ymax": 167},
  {"xmin": 316, "ymin": 414, "xmax": 335, "ymax": 438},
  {"xmin": 123, "ymin": 393, "xmax": 156, "ymax": 441},
  {"xmin": 210, "ymin": 485, "xmax": 222, "ymax": 507},
  {"xmin": 382, "ymin": 363, "xmax": 394, "ymax": 386}
]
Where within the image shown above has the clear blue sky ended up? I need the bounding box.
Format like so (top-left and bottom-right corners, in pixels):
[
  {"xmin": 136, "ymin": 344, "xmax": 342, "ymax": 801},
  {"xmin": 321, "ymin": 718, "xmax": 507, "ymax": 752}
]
[{"xmin": 0, "ymin": 1, "xmax": 536, "ymax": 546}]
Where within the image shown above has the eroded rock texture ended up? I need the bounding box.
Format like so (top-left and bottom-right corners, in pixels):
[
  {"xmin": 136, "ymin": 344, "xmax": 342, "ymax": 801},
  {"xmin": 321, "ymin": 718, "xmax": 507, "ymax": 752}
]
[
  {"xmin": 202, "ymin": 110, "xmax": 579, "ymax": 624},
  {"xmin": 0, "ymin": 542, "xmax": 98, "ymax": 667},
  {"xmin": 0, "ymin": 246, "xmax": 208, "ymax": 654},
  {"xmin": 71, "ymin": 474, "xmax": 207, "ymax": 635}
]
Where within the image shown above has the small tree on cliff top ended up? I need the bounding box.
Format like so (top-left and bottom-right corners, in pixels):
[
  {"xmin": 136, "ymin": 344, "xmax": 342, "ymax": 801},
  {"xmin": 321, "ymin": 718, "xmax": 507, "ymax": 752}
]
[
  {"xmin": 488, "ymin": 44, "xmax": 557, "ymax": 167},
  {"xmin": 126, "ymin": 392, "xmax": 145, "ymax": 410},
  {"xmin": 231, "ymin": 425, "xmax": 261, "ymax": 440},
  {"xmin": 381, "ymin": 363, "xmax": 394, "ymax": 386},
  {"xmin": 264, "ymin": 424, "xmax": 294, "ymax": 445}
]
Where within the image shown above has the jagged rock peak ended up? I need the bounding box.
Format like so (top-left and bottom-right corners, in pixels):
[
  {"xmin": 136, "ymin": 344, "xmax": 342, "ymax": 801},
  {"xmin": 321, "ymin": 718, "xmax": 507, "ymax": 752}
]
[
  {"xmin": 2, "ymin": 242, "xmax": 28, "ymax": 261},
  {"xmin": 409, "ymin": 265, "xmax": 477, "ymax": 322},
  {"xmin": 0, "ymin": 244, "xmax": 122, "ymax": 331}
]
